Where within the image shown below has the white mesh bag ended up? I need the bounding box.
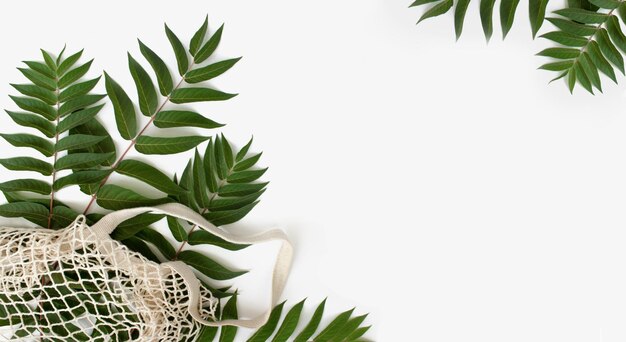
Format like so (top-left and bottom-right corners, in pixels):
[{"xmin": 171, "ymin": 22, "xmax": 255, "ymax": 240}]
[{"xmin": 0, "ymin": 202, "xmax": 292, "ymax": 341}]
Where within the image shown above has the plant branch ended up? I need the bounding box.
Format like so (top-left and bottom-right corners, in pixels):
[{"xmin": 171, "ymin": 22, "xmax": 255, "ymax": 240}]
[{"xmin": 47, "ymin": 82, "xmax": 61, "ymax": 229}]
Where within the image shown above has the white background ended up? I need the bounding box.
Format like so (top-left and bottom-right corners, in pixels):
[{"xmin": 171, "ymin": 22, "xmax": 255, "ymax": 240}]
[{"xmin": 1, "ymin": 1, "xmax": 626, "ymax": 341}]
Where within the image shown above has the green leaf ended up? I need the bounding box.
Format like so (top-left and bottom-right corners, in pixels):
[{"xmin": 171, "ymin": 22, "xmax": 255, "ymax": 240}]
[
  {"xmin": 227, "ymin": 168, "xmax": 267, "ymax": 183},
  {"xmin": 195, "ymin": 24, "xmax": 225, "ymax": 64},
  {"xmin": 500, "ymin": 0, "xmax": 521, "ymax": 38},
  {"xmin": 536, "ymin": 47, "xmax": 581, "ymax": 59},
  {"xmin": 454, "ymin": 0, "xmax": 471, "ymax": 40},
  {"xmin": 574, "ymin": 59, "xmax": 593, "ymax": 93},
  {"xmin": 176, "ymin": 159, "xmax": 197, "ymax": 210},
  {"xmin": 10, "ymin": 83, "xmax": 56, "ymax": 105},
  {"xmin": 165, "ymin": 24, "xmax": 189, "ymax": 76},
  {"xmin": 234, "ymin": 153, "xmax": 263, "ymax": 172},
  {"xmin": 136, "ymin": 227, "xmax": 177, "ymax": 259},
  {"xmin": 57, "ymin": 104, "xmax": 104, "ymax": 133},
  {"xmin": 606, "ymin": 15, "xmax": 626, "ymax": 53},
  {"xmin": 167, "ymin": 216, "xmax": 188, "ymax": 242},
  {"xmin": 540, "ymin": 31, "xmax": 588, "ymax": 47},
  {"xmin": 112, "ymin": 213, "xmax": 165, "ymax": 240},
  {"xmin": 56, "ymin": 134, "xmax": 106, "ymax": 152},
  {"xmin": 41, "ymin": 49, "xmax": 57, "ymax": 71},
  {"xmin": 104, "ymin": 72, "xmax": 137, "ymax": 140},
  {"xmin": 24, "ymin": 60, "xmax": 55, "ymax": 79},
  {"xmin": 294, "ymin": 299, "xmax": 326, "ymax": 342},
  {"xmin": 568, "ymin": 68, "xmax": 577, "ymax": 93},
  {"xmin": 116, "ymin": 159, "xmax": 186, "ymax": 195},
  {"xmin": 58, "ymin": 60, "xmax": 93, "ymax": 88},
  {"xmin": 154, "ymin": 110, "xmax": 224, "ymax": 129},
  {"xmin": 69, "ymin": 120, "xmax": 117, "ymax": 166},
  {"xmin": 57, "ymin": 49, "xmax": 83, "ymax": 76},
  {"xmin": 554, "ymin": 8, "xmax": 608, "ymax": 24},
  {"xmin": 57, "ymin": 94, "xmax": 105, "ymax": 117},
  {"xmin": 588, "ymin": 40, "xmax": 617, "ymax": 82},
  {"xmin": 272, "ymin": 299, "xmax": 306, "ymax": 342},
  {"xmin": 6, "ymin": 111, "xmax": 55, "ymax": 138},
  {"xmin": 128, "ymin": 53, "xmax": 158, "ymax": 116},
  {"xmin": 197, "ymin": 327, "xmax": 218, "ymax": 342},
  {"xmin": 55, "ymin": 153, "xmax": 114, "ymax": 171},
  {"xmin": 530, "ymin": 0, "xmax": 549, "ymax": 38},
  {"xmin": 0, "ymin": 179, "xmax": 51, "ymax": 195},
  {"xmin": 597, "ymin": 28, "xmax": 625, "ymax": 74},
  {"xmin": 170, "ymin": 87, "xmax": 237, "ymax": 103},
  {"xmin": 248, "ymin": 301, "xmax": 286, "ymax": 342},
  {"xmin": 135, "ymin": 135, "xmax": 209, "ymax": 155},
  {"xmin": 53, "ymin": 170, "xmax": 110, "ymax": 191},
  {"xmin": 177, "ymin": 250, "xmax": 246, "ymax": 280},
  {"xmin": 121, "ymin": 237, "xmax": 161, "ymax": 263},
  {"xmin": 208, "ymin": 190, "xmax": 265, "ymax": 211},
  {"xmin": 138, "ymin": 40, "xmax": 174, "ymax": 96},
  {"xmin": 219, "ymin": 294, "xmax": 239, "ymax": 342},
  {"xmin": 1, "ymin": 133, "xmax": 54, "ymax": 157},
  {"xmin": 188, "ymin": 230, "xmax": 250, "ymax": 250},
  {"xmin": 539, "ymin": 60, "xmax": 575, "ymax": 71},
  {"xmin": 331, "ymin": 314, "xmax": 369, "ymax": 341},
  {"xmin": 579, "ymin": 52, "xmax": 601, "ymax": 92},
  {"xmin": 18, "ymin": 67, "xmax": 56, "ymax": 91},
  {"xmin": 193, "ymin": 149, "xmax": 211, "ymax": 208},
  {"xmin": 588, "ymin": 0, "xmax": 621, "ymax": 9},
  {"xmin": 410, "ymin": 0, "xmax": 439, "ymax": 6},
  {"xmin": 347, "ymin": 326, "xmax": 371, "ymax": 340},
  {"xmin": 0, "ymin": 157, "xmax": 52, "ymax": 176},
  {"xmin": 546, "ymin": 18, "xmax": 597, "ymax": 36},
  {"xmin": 0, "ymin": 202, "xmax": 49, "ymax": 227},
  {"xmin": 51, "ymin": 205, "xmax": 80, "ymax": 229},
  {"xmin": 204, "ymin": 201, "xmax": 260, "ymax": 226},
  {"xmin": 235, "ymin": 137, "xmax": 253, "ymax": 162},
  {"xmin": 204, "ymin": 138, "xmax": 219, "ymax": 193},
  {"xmin": 96, "ymin": 184, "xmax": 172, "ymax": 210},
  {"xmin": 190, "ymin": 15, "xmax": 209, "ymax": 56},
  {"xmin": 58, "ymin": 77, "xmax": 100, "ymax": 102},
  {"xmin": 480, "ymin": 0, "xmax": 496, "ymax": 41},
  {"xmin": 185, "ymin": 58, "xmax": 242, "ymax": 83},
  {"xmin": 417, "ymin": 0, "xmax": 453, "ymax": 24},
  {"xmin": 314, "ymin": 308, "xmax": 355, "ymax": 342},
  {"xmin": 10, "ymin": 96, "xmax": 56, "ymax": 120}
]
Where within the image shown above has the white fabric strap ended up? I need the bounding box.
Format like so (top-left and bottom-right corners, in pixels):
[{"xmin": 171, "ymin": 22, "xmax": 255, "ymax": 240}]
[{"xmin": 90, "ymin": 202, "xmax": 293, "ymax": 329}]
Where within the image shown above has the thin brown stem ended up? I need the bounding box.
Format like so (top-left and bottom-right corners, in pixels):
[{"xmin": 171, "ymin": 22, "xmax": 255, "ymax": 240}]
[
  {"xmin": 82, "ymin": 64, "xmax": 194, "ymax": 214},
  {"xmin": 47, "ymin": 84, "xmax": 61, "ymax": 229}
]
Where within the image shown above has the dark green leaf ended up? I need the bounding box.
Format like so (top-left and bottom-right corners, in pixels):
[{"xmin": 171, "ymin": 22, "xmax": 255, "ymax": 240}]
[
  {"xmin": 138, "ymin": 40, "xmax": 174, "ymax": 96},
  {"xmin": 18, "ymin": 67, "xmax": 56, "ymax": 91},
  {"xmin": 227, "ymin": 168, "xmax": 267, "ymax": 183},
  {"xmin": 606, "ymin": 15, "xmax": 626, "ymax": 53},
  {"xmin": 0, "ymin": 179, "xmax": 51, "ymax": 195},
  {"xmin": 58, "ymin": 77, "xmax": 100, "ymax": 102},
  {"xmin": 57, "ymin": 104, "xmax": 104, "ymax": 133},
  {"xmin": 235, "ymin": 137, "xmax": 253, "ymax": 162},
  {"xmin": 53, "ymin": 170, "xmax": 110, "ymax": 191},
  {"xmin": 293, "ymin": 299, "xmax": 326, "ymax": 342},
  {"xmin": 185, "ymin": 58, "xmax": 242, "ymax": 83},
  {"xmin": 104, "ymin": 72, "xmax": 137, "ymax": 140},
  {"xmin": 234, "ymin": 153, "xmax": 263, "ymax": 172},
  {"xmin": 6, "ymin": 111, "xmax": 55, "ymax": 138},
  {"xmin": 167, "ymin": 216, "xmax": 188, "ymax": 242},
  {"xmin": 314, "ymin": 308, "xmax": 355, "ymax": 342},
  {"xmin": 331, "ymin": 314, "xmax": 368, "ymax": 342},
  {"xmin": 195, "ymin": 24, "xmax": 225, "ymax": 64},
  {"xmin": 588, "ymin": 40, "xmax": 617, "ymax": 82},
  {"xmin": 116, "ymin": 159, "xmax": 186, "ymax": 195},
  {"xmin": 165, "ymin": 24, "xmax": 189, "ymax": 76},
  {"xmin": 24, "ymin": 60, "xmax": 55, "ymax": 79},
  {"xmin": 204, "ymin": 201, "xmax": 260, "ymax": 226},
  {"xmin": 57, "ymin": 49, "xmax": 83, "ymax": 76},
  {"xmin": 170, "ymin": 87, "xmax": 237, "ymax": 103},
  {"xmin": 530, "ymin": 0, "xmax": 549, "ymax": 38},
  {"xmin": 10, "ymin": 83, "xmax": 56, "ymax": 105},
  {"xmin": 546, "ymin": 17, "xmax": 597, "ymax": 36},
  {"xmin": 208, "ymin": 190, "xmax": 265, "ymax": 211},
  {"xmin": 0, "ymin": 202, "xmax": 49, "ymax": 227},
  {"xmin": 56, "ymin": 134, "xmax": 106, "ymax": 152},
  {"xmin": 58, "ymin": 60, "xmax": 93, "ymax": 88},
  {"xmin": 219, "ymin": 294, "xmax": 239, "ymax": 342},
  {"xmin": 135, "ymin": 135, "xmax": 209, "ymax": 155},
  {"xmin": 121, "ymin": 237, "xmax": 161, "ymax": 263},
  {"xmin": 554, "ymin": 8, "xmax": 608, "ymax": 24},
  {"xmin": 588, "ymin": 0, "xmax": 621, "ymax": 9},
  {"xmin": 128, "ymin": 53, "xmax": 158, "ymax": 116},
  {"xmin": 136, "ymin": 227, "xmax": 177, "ymax": 260},
  {"xmin": 58, "ymin": 94, "xmax": 105, "ymax": 116},
  {"xmin": 500, "ymin": 0, "xmax": 521, "ymax": 38},
  {"xmin": 480, "ymin": 0, "xmax": 496, "ymax": 40},
  {"xmin": 248, "ymin": 301, "xmax": 285, "ymax": 342},
  {"xmin": 539, "ymin": 60, "xmax": 575, "ymax": 71},
  {"xmin": 536, "ymin": 47, "xmax": 581, "ymax": 59},
  {"xmin": 154, "ymin": 110, "xmax": 223, "ymax": 129},
  {"xmin": 188, "ymin": 230, "xmax": 250, "ymax": 250},
  {"xmin": 0, "ymin": 133, "xmax": 54, "ymax": 157},
  {"xmin": 190, "ymin": 15, "xmax": 209, "ymax": 56},
  {"xmin": 192, "ymin": 149, "xmax": 211, "ymax": 208},
  {"xmin": 272, "ymin": 299, "xmax": 306, "ymax": 342},
  {"xmin": 579, "ymin": 52, "xmax": 601, "ymax": 92},
  {"xmin": 177, "ymin": 250, "xmax": 246, "ymax": 280},
  {"xmin": 0, "ymin": 157, "xmax": 52, "ymax": 175},
  {"xmin": 540, "ymin": 31, "xmax": 588, "ymax": 47},
  {"xmin": 9, "ymin": 96, "xmax": 56, "ymax": 120},
  {"xmin": 69, "ymin": 120, "xmax": 117, "ymax": 166},
  {"xmin": 597, "ymin": 28, "xmax": 625, "ymax": 74},
  {"xmin": 96, "ymin": 185, "xmax": 172, "ymax": 210},
  {"xmin": 417, "ymin": 0, "xmax": 453, "ymax": 24},
  {"xmin": 454, "ymin": 0, "xmax": 471, "ymax": 40}
]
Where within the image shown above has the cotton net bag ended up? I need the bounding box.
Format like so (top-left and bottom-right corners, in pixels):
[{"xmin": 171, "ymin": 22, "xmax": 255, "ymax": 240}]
[{"xmin": 0, "ymin": 202, "xmax": 292, "ymax": 341}]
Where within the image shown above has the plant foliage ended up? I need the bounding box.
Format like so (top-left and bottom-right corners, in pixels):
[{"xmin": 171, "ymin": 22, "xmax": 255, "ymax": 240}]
[{"xmin": 0, "ymin": 15, "xmax": 372, "ymax": 341}]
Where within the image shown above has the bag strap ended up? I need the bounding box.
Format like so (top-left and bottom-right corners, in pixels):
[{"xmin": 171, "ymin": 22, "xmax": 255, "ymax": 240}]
[{"xmin": 90, "ymin": 202, "xmax": 293, "ymax": 329}]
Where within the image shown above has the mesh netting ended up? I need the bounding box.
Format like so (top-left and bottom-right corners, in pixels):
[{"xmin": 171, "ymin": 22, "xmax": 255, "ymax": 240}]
[{"xmin": 0, "ymin": 215, "xmax": 217, "ymax": 341}]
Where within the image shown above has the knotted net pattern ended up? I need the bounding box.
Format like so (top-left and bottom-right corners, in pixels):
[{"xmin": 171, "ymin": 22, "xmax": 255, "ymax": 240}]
[{"xmin": 0, "ymin": 215, "xmax": 217, "ymax": 341}]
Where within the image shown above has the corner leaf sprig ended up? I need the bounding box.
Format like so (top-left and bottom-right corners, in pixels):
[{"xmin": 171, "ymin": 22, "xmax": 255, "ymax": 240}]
[{"xmin": 82, "ymin": 16, "xmax": 240, "ymax": 214}]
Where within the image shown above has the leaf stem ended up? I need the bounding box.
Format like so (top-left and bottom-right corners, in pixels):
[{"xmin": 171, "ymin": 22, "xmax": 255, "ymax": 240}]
[
  {"xmin": 82, "ymin": 63, "xmax": 195, "ymax": 214},
  {"xmin": 47, "ymin": 82, "xmax": 61, "ymax": 229}
]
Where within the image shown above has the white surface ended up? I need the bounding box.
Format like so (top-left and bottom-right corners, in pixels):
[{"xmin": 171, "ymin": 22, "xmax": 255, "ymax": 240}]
[{"xmin": 1, "ymin": 1, "xmax": 626, "ymax": 341}]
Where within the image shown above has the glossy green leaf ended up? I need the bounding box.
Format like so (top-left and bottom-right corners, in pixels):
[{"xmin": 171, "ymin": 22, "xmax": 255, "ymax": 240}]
[
  {"xmin": 69, "ymin": 120, "xmax": 117, "ymax": 166},
  {"xmin": 0, "ymin": 202, "xmax": 49, "ymax": 227},
  {"xmin": 136, "ymin": 227, "xmax": 177, "ymax": 260},
  {"xmin": 480, "ymin": 0, "xmax": 496, "ymax": 41},
  {"xmin": 293, "ymin": 299, "xmax": 326, "ymax": 342},
  {"xmin": 574, "ymin": 59, "xmax": 593, "ymax": 93},
  {"xmin": 454, "ymin": 0, "xmax": 471, "ymax": 40},
  {"xmin": 135, "ymin": 135, "xmax": 209, "ymax": 154},
  {"xmin": 597, "ymin": 28, "xmax": 625, "ymax": 74},
  {"xmin": 116, "ymin": 159, "xmax": 186, "ymax": 195},
  {"xmin": 204, "ymin": 201, "xmax": 260, "ymax": 226},
  {"xmin": 0, "ymin": 157, "xmax": 52, "ymax": 176},
  {"xmin": 554, "ymin": 8, "xmax": 608, "ymax": 24},
  {"xmin": 195, "ymin": 24, "xmax": 224, "ymax": 64},
  {"xmin": 536, "ymin": 47, "xmax": 581, "ymax": 59},
  {"xmin": 104, "ymin": 72, "xmax": 137, "ymax": 140},
  {"xmin": 58, "ymin": 94, "xmax": 105, "ymax": 117},
  {"xmin": 18, "ymin": 67, "xmax": 56, "ymax": 91},
  {"xmin": 546, "ymin": 18, "xmax": 596, "ymax": 36},
  {"xmin": 56, "ymin": 134, "xmax": 106, "ymax": 152},
  {"xmin": 57, "ymin": 49, "xmax": 83, "ymax": 76},
  {"xmin": 170, "ymin": 87, "xmax": 237, "ymax": 103},
  {"xmin": 154, "ymin": 110, "xmax": 223, "ymax": 129},
  {"xmin": 96, "ymin": 185, "xmax": 172, "ymax": 210},
  {"xmin": 539, "ymin": 60, "xmax": 575, "ymax": 71},
  {"xmin": 58, "ymin": 60, "xmax": 93, "ymax": 88},
  {"xmin": 57, "ymin": 104, "xmax": 104, "ymax": 133},
  {"xmin": 0, "ymin": 133, "xmax": 54, "ymax": 157},
  {"xmin": 165, "ymin": 24, "xmax": 189, "ymax": 76},
  {"xmin": 190, "ymin": 16, "xmax": 209, "ymax": 56},
  {"xmin": 587, "ymin": 40, "xmax": 617, "ymax": 82},
  {"xmin": 500, "ymin": 0, "xmax": 521, "ymax": 38},
  {"xmin": 55, "ymin": 152, "xmax": 115, "ymax": 170},
  {"xmin": 588, "ymin": 0, "xmax": 621, "ymax": 9},
  {"xmin": 248, "ymin": 301, "xmax": 286, "ymax": 342},
  {"xmin": 23, "ymin": 60, "xmax": 55, "ymax": 79},
  {"xmin": 272, "ymin": 299, "xmax": 306, "ymax": 342},
  {"xmin": 235, "ymin": 137, "xmax": 253, "ymax": 162},
  {"xmin": 417, "ymin": 0, "xmax": 453, "ymax": 24},
  {"xmin": 192, "ymin": 149, "xmax": 210, "ymax": 208},
  {"xmin": 58, "ymin": 77, "xmax": 100, "ymax": 103},
  {"xmin": 112, "ymin": 213, "xmax": 165, "ymax": 240},
  {"xmin": 227, "ymin": 168, "xmax": 267, "ymax": 183},
  {"xmin": 9, "ymin": 96, "xmax": 56, "ymax": 120},
  {"xmin": 208, "ymin": 190, "xmax": 265, "ymax": 211},
  {"xmin": 6, "ymin": 111, "xmax": 55, "ymax": 138},
  {"xmin": 177, "ymin": 250, "xmax": 246, "ymax": 280},
  {"xmin": 606, "ymin": 15, "xmax": 626, "ymax": 53},
  {"xmin": 579, "ymin": 52, "xmax": 601, "ymax": 92},
  {"xmin": 53, "ymin": 170, "xmax": 111, "ymax": 191},
  {"xmin": 138, "ymin": 40, "xmax": 174, "ymax": 96},
  {"xmin": 233, "ymin": 153, "xmax": 263, "ymax": 172},
  {"xmin": 219, "ymin": 294, "xmax": 239, "ymax": 342},
  {"xmin": 204, "ymin": 138, "xmax": 219, "ymax": 193},
  {"xmin": 167, "ymin": 216, "xmax": 188, "ymax": 242},
  {"xmin": 331, "ymin": 314, "xmax": 369, "ymax": 342},
  {"xmin": 128, "ymin": 53, "xmax": 158, "ymax": 116},
  {"xmin": 314, "ymin": 308, "xmax": 355, "ymax": 342},
  {"xmin": 185, "ymin": 58, "xmax": 242, "ymax": 83},
  {"xmin": 540, "ymin": 31, "xmax": 588, "ymax": 47},
  {"xmin": 530, "ymin": 0, "xmax": 549, "ymax": 38},
  {"xmin": 0, "ymin": 179, "xmax": 51, "ymax": 195},
  {"xmin": 121, "ymin": 237, "xmax": 160, "ymax": 263},
  {"xmin": 10, "ymin": 84, "xmax": 56, "ymax": 105},
  {"xmin": 187, "ymin": 230, "xmax": 250, "ymax": 250}
]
